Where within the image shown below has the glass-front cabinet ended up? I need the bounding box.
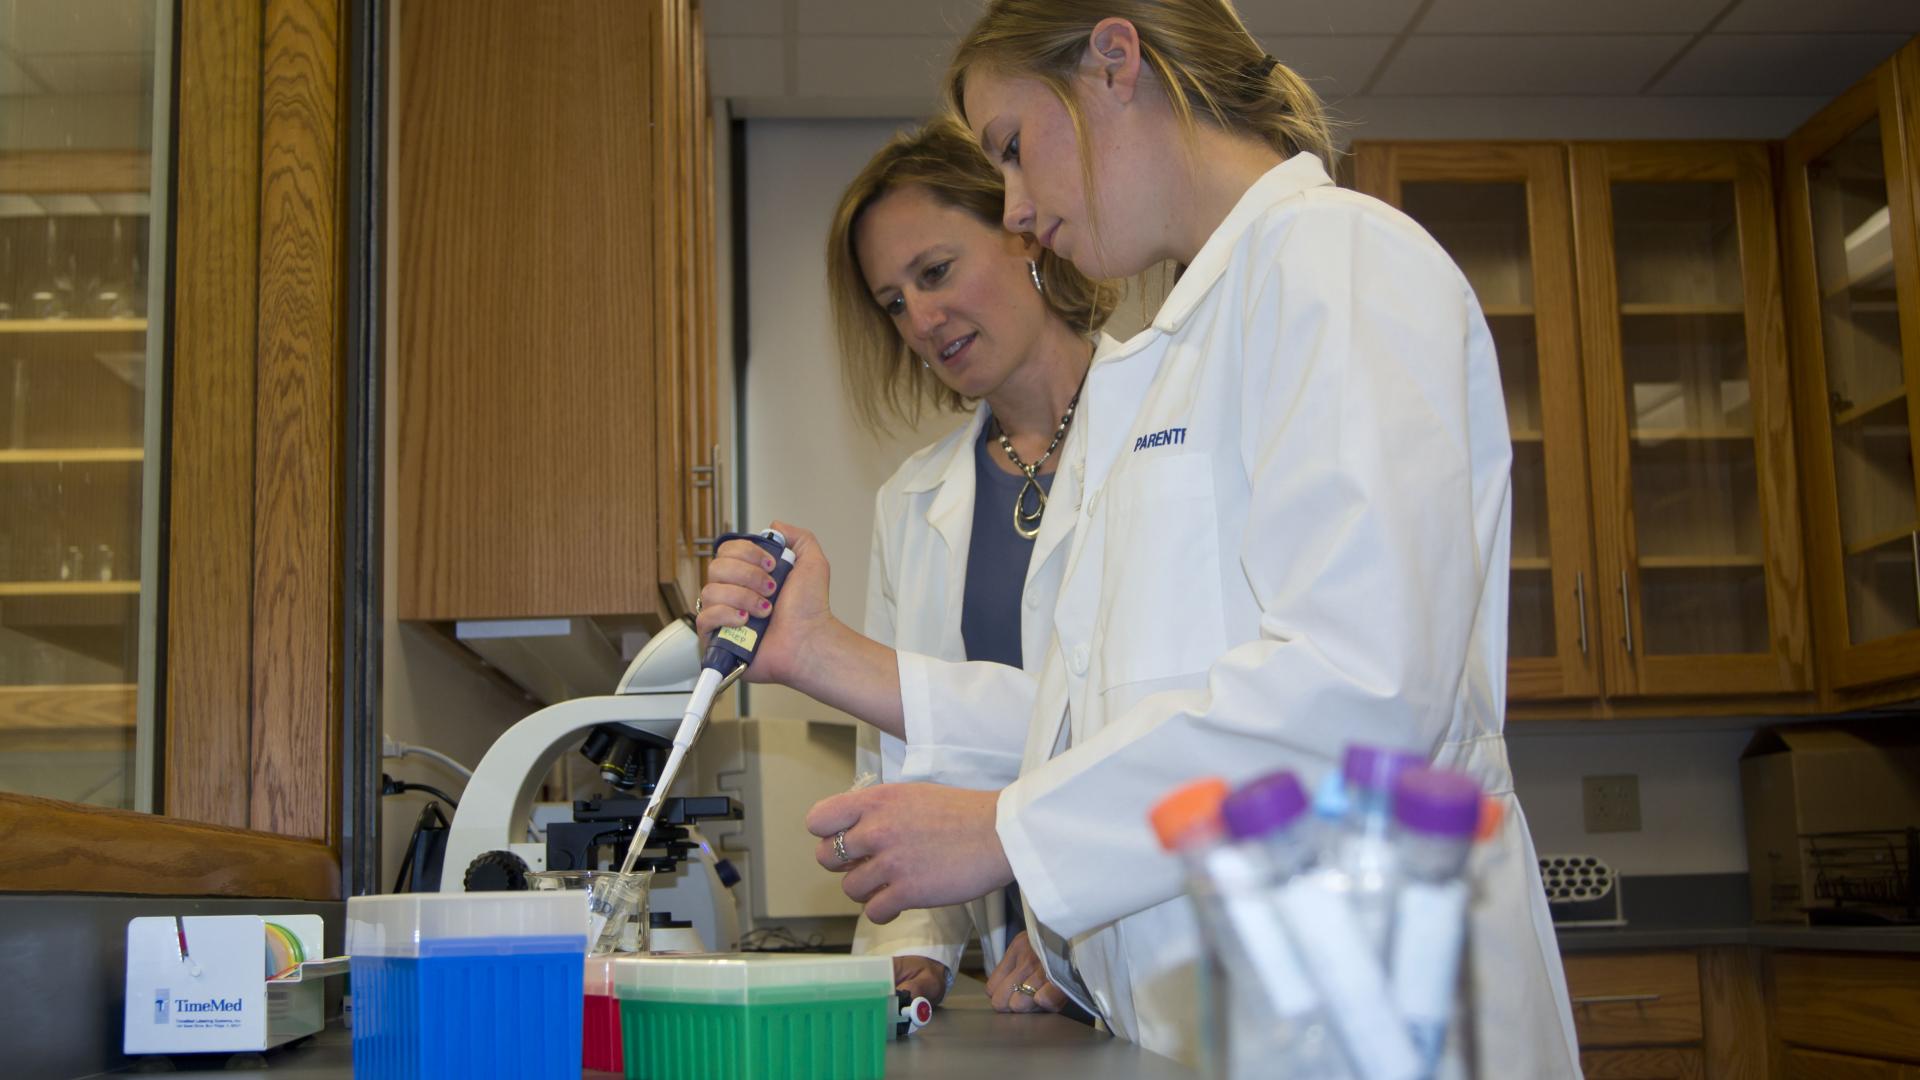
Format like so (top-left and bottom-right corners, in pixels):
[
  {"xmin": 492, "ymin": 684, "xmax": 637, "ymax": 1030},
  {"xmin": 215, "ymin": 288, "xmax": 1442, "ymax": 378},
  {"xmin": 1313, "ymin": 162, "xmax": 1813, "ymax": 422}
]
[
  {"xmin": 1355, "ymin": 144, "xmax": 1601, "ymax": 700},
  {"xmin": 1571, "ymin": 143, "xmax": 1810, "ymax": 697},
  {"xmin": 1782, "ymin": 44, "xmax": 1920, "ymax": 690},
  {"xmin": 0, "ymin": 2, "xmax": 165, "ymax": 808}
]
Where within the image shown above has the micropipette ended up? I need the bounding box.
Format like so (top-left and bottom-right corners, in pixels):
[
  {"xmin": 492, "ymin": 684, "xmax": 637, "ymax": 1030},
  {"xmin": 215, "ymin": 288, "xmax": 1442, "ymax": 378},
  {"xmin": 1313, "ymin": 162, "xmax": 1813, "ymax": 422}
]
[{"xmin": 613, "ymin": 527, "xmax": 795, "ymax": 880}]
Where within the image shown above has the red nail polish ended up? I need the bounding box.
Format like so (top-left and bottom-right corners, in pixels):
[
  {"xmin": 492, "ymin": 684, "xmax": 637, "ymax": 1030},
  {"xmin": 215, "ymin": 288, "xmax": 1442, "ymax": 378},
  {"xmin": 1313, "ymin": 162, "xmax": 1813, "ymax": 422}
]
[{"xmin": 764, "ymin": 557, "xmax": 775, "ymax": 571}]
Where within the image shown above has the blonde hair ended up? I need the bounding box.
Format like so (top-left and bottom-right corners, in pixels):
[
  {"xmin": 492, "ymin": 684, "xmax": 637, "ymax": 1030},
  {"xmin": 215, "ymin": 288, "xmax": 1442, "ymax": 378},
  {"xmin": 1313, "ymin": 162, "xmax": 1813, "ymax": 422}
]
[
  {"xmin": 827, "ymin": 115, "xmax": 1118, "ymax": 434},
  {"xmin": 945, "ymin": 0, "xmax": 1336, "ymax": 234}
]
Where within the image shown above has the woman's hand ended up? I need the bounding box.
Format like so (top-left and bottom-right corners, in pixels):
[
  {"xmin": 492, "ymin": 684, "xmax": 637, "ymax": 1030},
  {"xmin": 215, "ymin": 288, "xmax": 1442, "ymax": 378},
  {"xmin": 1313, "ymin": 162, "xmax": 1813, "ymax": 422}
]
[
  {"xmin": 986, "ymin": 931, "xmax": 1068, "ymax": 1013},
  {"xmin": 892, "ymin": 955, "xmax": 950, "ymax": 1006},
  {"xmin": 693, "ymin": 520, "xmax": 835, "ymax": 686},
  {"xmin": 806, "ymin": 783, "xmax": 1014, "ymax": 923}
]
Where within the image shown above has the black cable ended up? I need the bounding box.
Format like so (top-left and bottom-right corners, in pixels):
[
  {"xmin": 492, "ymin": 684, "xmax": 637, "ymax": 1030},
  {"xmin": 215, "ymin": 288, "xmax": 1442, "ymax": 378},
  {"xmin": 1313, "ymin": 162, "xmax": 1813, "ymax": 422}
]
[
  {"xmin": 389, "ymin": 780, "xmax": 458, "ymax": 809},
  {"xmin": 391, "ymin": 800, "xmax": 449, "ymax": 893}
]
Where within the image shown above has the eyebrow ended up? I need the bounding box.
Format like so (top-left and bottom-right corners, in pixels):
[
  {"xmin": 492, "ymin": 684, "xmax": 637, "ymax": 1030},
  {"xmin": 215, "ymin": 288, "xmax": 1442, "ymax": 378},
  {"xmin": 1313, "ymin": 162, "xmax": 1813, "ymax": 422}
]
[{"xmin": 870, "ymin": 247, "xmax": 948, "ymax": 303}]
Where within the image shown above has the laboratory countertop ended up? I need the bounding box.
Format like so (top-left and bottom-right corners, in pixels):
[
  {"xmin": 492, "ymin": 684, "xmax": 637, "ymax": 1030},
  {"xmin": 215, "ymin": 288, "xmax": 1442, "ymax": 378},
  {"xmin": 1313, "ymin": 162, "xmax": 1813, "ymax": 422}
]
[
  {"xmin": 130, "ymin": 976, "xmax": 1195, "ymax": 1079},
  {"xmin": 1551, "ymin": 872, "xmax": 1920, "ymax": 954}
]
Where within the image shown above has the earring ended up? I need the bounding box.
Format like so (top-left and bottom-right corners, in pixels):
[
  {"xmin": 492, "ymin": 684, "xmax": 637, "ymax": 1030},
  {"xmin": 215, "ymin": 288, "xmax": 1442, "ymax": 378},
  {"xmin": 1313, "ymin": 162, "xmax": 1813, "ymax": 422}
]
[
  {"xmin": 1028, "ymin": 259, "xmax": 1045, "ymax": 294},
  {"xmin": 922, "ymin": 358, "xmax": 931, "ymax": 369}
]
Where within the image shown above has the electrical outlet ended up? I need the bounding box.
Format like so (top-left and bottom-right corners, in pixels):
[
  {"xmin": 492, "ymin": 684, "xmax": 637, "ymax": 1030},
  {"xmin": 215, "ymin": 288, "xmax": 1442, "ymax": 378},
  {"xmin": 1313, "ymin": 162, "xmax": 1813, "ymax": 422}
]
[{"xmin": 1583, "ymin": 774, "xmax": 1642, "ymax": 833}]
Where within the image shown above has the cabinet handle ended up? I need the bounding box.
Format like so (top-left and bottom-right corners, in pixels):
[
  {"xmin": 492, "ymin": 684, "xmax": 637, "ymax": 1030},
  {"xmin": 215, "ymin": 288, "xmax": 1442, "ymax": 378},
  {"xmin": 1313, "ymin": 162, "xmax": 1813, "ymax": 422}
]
[
  {"xmin": 1911, "ymin": 531, "xmax": 1919, "ymax": 624},
  {"xmin": 1618, "ymin": 570, "xmax": 1634, "ymax": 657},
  {"xmin": 690, "ymin": 443, "xmax": 721, "ymax": 557},
  {"xmin": 1571, "ymin": 993, "xmax": 1661, "ymax": 1007},
  {"xmin": 1574, "ymin": 571, "xmax": 1589, "ymax": 657}
]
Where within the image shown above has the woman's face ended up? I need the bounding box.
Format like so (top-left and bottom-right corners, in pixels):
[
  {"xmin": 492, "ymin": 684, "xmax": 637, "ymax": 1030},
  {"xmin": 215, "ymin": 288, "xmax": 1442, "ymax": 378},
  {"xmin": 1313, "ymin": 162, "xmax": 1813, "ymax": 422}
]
[
  {"xmin": 963, "ymin": 66, "xmax": 1162, "ymax": 279},
  {"xmin": 854, "ymin": 184, "xmax": 1049, "ymax": 401}
]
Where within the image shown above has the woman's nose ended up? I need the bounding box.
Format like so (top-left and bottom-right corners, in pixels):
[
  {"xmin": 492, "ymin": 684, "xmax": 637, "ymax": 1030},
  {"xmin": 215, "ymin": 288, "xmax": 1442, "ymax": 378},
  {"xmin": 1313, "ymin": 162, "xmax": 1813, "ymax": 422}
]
[
  {"xmin": 1002, "ymin": 176, "xmax": 1035, "ymax": 234},
  {"xmin": 906, "ymin": 293, "xmax": 945, "ymax": 338}
]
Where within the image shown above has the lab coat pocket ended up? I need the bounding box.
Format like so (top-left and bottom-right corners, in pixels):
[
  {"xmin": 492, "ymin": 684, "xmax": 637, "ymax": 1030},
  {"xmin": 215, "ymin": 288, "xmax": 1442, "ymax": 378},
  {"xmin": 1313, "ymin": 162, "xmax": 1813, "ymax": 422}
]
[{"xmin": 1093, "ymin": 453, "xmax": 1228, "ymax": 692}]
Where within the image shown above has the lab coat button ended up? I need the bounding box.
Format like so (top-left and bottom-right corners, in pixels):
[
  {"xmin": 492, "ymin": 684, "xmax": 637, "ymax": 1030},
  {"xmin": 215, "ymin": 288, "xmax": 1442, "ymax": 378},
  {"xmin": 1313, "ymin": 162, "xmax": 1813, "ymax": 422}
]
[{"xmin": 1070, "ymin": 644, "xmax": 1089, "ymax": 674}]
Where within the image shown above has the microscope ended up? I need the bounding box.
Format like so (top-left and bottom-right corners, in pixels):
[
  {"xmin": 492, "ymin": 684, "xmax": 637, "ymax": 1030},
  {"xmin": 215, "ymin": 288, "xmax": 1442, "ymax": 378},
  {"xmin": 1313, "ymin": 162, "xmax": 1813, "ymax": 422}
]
[{"xmin": 439, "ymin": 619, "xmax": 743, "ymax": 951}]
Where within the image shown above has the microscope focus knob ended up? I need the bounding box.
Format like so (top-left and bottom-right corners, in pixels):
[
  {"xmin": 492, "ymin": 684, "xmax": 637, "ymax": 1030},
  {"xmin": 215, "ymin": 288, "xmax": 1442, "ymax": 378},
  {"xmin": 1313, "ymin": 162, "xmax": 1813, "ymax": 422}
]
[{"xmin": 463, "ymin": 850, "xmax": 530, "ymax": 892}]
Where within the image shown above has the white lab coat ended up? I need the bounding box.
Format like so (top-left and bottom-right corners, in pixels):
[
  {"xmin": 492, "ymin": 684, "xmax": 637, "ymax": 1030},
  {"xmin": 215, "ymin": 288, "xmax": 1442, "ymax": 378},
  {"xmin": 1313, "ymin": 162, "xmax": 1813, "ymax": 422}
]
[
  {"xmin": 852, "ymin": 333, "xmax": 1121, "ymax": 980},
  {"xmin": 891, "ymin": 155, "xmax": 1582, "ymax": 1075}
]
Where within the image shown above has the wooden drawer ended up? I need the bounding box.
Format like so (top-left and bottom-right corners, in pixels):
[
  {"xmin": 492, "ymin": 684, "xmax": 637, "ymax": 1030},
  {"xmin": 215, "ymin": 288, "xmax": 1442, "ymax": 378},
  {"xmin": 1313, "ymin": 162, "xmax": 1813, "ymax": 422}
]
[
  {"xmin": 1782, "ymin": 1047, "xmax": 1920, "ymax": 1080},
  {"xmin": 1581, "ymin": 1047, "xmax": 1704, "ymax": 1079},
  {"xmin": 1773, "ymin": 952, "xmax": 1920, "ymax": 1063},
  {"xmin": 1563, "ymin": 951, "xmax": 1703, "ymax": 1047}
]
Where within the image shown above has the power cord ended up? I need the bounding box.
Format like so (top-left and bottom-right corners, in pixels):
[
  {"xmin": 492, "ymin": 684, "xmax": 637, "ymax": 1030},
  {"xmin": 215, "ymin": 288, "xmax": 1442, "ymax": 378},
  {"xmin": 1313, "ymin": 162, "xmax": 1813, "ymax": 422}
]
[{"xmin": 381, "ymin": 772, "xmax": 459, "ymax": 809}]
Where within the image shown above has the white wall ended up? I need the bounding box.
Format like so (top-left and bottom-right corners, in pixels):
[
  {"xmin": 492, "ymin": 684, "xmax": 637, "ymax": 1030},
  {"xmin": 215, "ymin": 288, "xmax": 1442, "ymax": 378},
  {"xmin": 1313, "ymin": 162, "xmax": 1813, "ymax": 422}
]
[{"xmin": 737, "ymin": 114, "xmax": 1770, "ymax": 879}]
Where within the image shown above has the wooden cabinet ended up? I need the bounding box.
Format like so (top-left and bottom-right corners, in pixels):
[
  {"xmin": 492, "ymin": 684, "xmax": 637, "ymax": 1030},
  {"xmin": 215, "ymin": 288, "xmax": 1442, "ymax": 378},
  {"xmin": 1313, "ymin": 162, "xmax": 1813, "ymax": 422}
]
[
  {"xmin": 1355, "ymin": 144, "xmax": 1600, "ymax": 701},
  {"xmin": 1769, "ymin": 951, "xmax": 1920, "ymax": 1077},
  {"xmin": 395, "ymin": 0, "xmax": 720, "ymax": 625},
  {"xmin": 1781, "ymin": 40, "xmax": 1920, "ymax": 692},
  {"xmin": 1357, "ymin": 142, "xmax": 1810, "ymax": 703},
  {"xmin": 1562, "ymin": 948, "xmax": 1766, "ymax": 1080},
  {"xmin": 1570, "ymin": 143, "xmax": 1809, "ymax": 697}
]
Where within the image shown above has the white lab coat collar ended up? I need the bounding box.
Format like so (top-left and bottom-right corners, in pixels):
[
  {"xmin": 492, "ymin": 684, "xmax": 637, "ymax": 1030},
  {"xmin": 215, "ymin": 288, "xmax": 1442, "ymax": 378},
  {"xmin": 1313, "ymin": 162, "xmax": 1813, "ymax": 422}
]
[{"xmin": 1150, "ymin": 153, "xmax": 1335, "ymax": 334}]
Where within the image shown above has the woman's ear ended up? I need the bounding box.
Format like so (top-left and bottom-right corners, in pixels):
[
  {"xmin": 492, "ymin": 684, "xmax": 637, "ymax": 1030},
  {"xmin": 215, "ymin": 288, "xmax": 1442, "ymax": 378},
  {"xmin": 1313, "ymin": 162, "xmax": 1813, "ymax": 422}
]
[{"xmin": 1084, "ymin": 17, "xmax": 1143, "ymax": 101}]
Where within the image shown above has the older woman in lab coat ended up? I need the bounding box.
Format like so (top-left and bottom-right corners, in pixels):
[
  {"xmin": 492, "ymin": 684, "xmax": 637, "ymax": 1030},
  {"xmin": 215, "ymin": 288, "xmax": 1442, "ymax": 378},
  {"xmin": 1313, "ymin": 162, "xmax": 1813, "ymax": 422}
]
[
  {"xmin": 718, "ymin": 2, "xmax": 1583, "ymax": 1073},
  {"xmin": 711, "ymin": 116, "xmax": 1120, "ymax": 1010}
]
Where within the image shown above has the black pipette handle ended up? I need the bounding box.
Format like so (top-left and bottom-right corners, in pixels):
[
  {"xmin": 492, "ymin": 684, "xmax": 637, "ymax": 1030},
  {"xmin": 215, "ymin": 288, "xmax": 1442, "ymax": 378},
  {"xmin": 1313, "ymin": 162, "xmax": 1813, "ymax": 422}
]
[{"xmin": 702, "ymin": 528, "xmax": 794, "ymax": 675}]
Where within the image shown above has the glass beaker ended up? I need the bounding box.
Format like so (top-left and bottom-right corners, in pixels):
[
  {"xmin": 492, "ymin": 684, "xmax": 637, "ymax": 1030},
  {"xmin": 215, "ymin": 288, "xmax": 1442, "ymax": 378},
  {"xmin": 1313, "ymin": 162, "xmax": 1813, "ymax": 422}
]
[{"xmin": 527, "ymin": 869, "xmax": 652, "ymax": 955}]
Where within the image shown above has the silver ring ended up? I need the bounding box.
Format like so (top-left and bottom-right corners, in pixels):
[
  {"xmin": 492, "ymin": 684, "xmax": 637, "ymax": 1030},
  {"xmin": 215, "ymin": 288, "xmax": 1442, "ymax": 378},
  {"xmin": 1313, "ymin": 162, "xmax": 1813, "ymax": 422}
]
[
  {"xmin": 833, "ymin": 830, "xmax": 851, "ymax": 864},
  {"xmin": 693, "ymin": 595, "xmax": 704, "ymax": 615},
  {"xmin": 1014, "ymin": 981, "xmax": 1039, "ymax": 997}
]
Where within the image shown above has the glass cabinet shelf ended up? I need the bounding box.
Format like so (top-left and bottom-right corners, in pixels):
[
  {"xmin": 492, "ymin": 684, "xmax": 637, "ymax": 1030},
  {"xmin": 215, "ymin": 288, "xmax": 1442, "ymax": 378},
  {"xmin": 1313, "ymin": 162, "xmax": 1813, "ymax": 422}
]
[
  {"xmin": 0, "ymin": 449, "xmax": 144, "ymax": 463},
  {"xmin": 1619, "ymin": 303, "xmax": 1748, "ymax": 316},
  {"xmin": 1833, "ymin": 384, "xmax": 1908, "ymax": 425},
  {"xmin": 0, "ymin": 319, "xmax": 147, "ymax": 335},
  {"xmin": 0, "ymin": 582, "xmax": 141, "ymax": 597},
  {"xmin": 1483, "ymin": 304, "xmax": 1534, "ymax": 317},
  {"xmin": 1844, "ymin": 523, "xmax": 1920, "ymax": 558}
]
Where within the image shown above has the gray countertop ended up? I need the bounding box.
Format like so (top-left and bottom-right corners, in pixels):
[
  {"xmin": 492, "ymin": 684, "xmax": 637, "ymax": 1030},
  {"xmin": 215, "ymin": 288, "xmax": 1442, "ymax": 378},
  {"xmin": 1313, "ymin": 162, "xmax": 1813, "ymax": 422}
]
[
  {"xmin": 119, "ymin": 976, "xmax": 1194, "ymax": 1079},
  {"xmin": 1557, "ymin": 923, "xmax": 1920, "ymax": 954}
]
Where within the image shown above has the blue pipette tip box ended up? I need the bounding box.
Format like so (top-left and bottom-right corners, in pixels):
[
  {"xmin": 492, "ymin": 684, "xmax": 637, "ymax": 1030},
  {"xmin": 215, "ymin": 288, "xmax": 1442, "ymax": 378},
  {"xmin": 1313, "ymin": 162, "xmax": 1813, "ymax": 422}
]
[{"xmin": 346, "ymin": 892, "xmax": 588, "ymax": 1080}]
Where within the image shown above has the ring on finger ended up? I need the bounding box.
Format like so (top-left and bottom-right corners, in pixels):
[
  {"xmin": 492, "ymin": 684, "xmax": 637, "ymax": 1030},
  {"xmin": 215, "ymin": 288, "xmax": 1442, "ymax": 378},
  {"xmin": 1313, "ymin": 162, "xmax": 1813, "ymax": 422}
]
[
  {"xmin": 1014, "ymin": 981, "xmax": 1039, "ymax": 997},
  {"xmin": 833, "ymin": 830, "xmax": 851, "ymax": 864},
  {"xmin": 693, "ymin": 595, "xmax": 704, "ymax": 615}
]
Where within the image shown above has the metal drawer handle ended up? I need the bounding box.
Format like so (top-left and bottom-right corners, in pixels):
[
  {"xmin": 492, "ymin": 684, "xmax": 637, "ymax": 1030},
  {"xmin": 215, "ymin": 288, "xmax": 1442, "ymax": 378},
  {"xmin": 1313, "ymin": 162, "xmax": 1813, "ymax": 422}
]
[
  {"xmin": 1574, "ymin": 571, "xmax": 1589, "ymax": 657},
  {"xmin": 1571, "ymin": 993, "xmax": 1662, "ymax": 1007},
  {"xmin": 1618, "ymin": 570, "xmax": 1634, "ymax": 657},
  {"xmin": 691, "ymin": 443, "xmax": 723, "ymax": 557}
]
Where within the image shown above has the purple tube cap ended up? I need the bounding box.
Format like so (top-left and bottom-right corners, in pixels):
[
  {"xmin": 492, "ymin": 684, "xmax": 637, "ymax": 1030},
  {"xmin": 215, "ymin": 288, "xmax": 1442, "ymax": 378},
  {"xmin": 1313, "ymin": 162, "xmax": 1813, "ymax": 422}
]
[
  {"xmin": 1221, "ymin": 771, "xmax": 1308, "ymax": 840},
  {"xmin": 1342, "ymin": 744, "xmax": 1429, "ymax": 794},
  {"xmin": 1392, "ymin": 767, "xmax": 1482, "ymax": 837}
]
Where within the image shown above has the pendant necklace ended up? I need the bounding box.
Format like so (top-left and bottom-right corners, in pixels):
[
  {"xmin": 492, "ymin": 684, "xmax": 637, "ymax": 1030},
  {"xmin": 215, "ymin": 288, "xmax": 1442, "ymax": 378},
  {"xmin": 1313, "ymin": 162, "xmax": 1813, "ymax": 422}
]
[{"xmin": 995, "ymin": 388, "xmax": 1082, "ymax": 541}]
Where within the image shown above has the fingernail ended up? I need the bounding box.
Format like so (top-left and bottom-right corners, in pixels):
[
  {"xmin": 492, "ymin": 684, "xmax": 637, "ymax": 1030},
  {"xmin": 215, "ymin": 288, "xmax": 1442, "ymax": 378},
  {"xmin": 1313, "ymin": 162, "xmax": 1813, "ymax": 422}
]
[
  {"xmin": 763, "ymin": 557, "xmax": 775, "ymax": 571},
  {"xmin": 759, "ymin": 599, "xmax": 771, "ymax": 612},
  {"xmin": 763, "ymin": 577, "xmax": 777, "ymax": 593}
]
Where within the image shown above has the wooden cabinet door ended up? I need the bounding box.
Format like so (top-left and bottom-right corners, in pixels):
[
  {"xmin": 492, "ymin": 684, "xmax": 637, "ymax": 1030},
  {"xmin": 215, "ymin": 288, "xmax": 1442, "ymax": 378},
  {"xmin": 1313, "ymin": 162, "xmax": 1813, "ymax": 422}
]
[
  {"xmin": 397, "ymin": 1, "xmax": 668, "ymax": 621},
  {"xmin": 1581, "ymin": 1048, "xmax": 1705, "ymax": 1080},
  {"xmin": 1570, "ymin": 143, "xmax": 1811, "ymax": 696},
  {"xmin": 1355, "ymin": 143, "xmax": 1602, "ymax": 700},
  {"xmin": 1782, "ymin": 1048, "xmax": 1920, "ymax": 1080},
  {"xmin": 1782, "ymin": 51, "xmax": 1920, "ymax": 690}
]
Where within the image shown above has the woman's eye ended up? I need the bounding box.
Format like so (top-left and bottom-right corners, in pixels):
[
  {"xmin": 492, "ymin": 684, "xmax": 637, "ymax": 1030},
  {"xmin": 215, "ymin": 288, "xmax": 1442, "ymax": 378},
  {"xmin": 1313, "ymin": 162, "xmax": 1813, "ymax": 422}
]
[
  {"xmin": 1000, "ymin": 133, "xmax": 1020, "ymax": 164},
  {"xmin": 884, "ymin": 295, "xmax": 904, "ymax": 317},
  {"xmin": 921, "ymin": 261, "xmax": 950, "ymax": 287}
]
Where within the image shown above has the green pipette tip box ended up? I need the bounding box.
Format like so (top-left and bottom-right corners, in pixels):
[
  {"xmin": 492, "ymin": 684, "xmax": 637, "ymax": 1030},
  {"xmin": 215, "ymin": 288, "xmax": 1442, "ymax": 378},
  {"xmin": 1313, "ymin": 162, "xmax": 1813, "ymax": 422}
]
[{"xmin": 610, "ymin": 953, "xmax": 892, "ymax": 1080}]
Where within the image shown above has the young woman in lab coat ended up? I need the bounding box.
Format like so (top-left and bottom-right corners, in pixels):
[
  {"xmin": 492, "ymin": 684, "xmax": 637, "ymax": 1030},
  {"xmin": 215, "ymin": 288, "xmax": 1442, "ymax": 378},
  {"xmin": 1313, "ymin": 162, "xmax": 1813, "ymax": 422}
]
[
  {"xmin": 708, "ymin": 1, "xmax": 1583, "ymax": 1071},
  {"xmin": 713, "ymin": 115, "xmax": 1119, "ymax": 1011}
]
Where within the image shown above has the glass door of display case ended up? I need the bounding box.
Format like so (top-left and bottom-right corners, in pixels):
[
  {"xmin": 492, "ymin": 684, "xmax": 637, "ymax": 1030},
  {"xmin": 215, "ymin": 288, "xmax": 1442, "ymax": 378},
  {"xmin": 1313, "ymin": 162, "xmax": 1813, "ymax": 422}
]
[
  {"xmin": 1782, "ymin": 51, "xmax": 1920, "ymax": 690},
  {"xmin": 1356, "ymin": 143, "xmax": 1602, "ymax": 701},
  {"xmin": 0, "ymin": 1, "xmax": 166, "ymax": 809},
  {"xmin": 1571, "ymin": 143, "xmax": 1811, "ymax": 697}
]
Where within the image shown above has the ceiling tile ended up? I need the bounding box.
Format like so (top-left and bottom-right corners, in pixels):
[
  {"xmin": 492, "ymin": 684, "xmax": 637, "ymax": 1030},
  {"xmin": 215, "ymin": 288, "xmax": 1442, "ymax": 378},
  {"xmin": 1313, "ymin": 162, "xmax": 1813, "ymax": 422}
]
[
  {"xmin": 1375, "ymin": 35, "xmax": 1687, "ymax": 95},
  {"xmin": 1652, "ymin": 33, "xmax": 1910, "ymax": 96},
  {"xmin": 703, "ymin": 0, "xmax": 786, "ymax": 36},
  {"xmin": 19, "ymin": 52, "xmax": 151, "ymax": 96},
  {"xmin": 1, "ymin": 0, "xmax": 152, "ymax": 56},
  {"xmin": 794, "ymin": 0, "xmax": 987, "ymax": 37},
  {"xmin": 1261, "ymin": 36, "xmax": 1396, "ymax": 99},
  {"xmin": 1718, "ymin": 0, "xmax": 1920, "ymax": 34},
  {"xmin": 707, "ymin": 36, "xmax": 788, "ymax": 100},
  {"xmin": 796, "ymin": 35, "xmax": 954, "ymax": 101},
  {"xmin": 1419, "ymin": 0, "xmax": 1726, "ymax": 34},
  {"xmin": 1236, "ymin": 0, "xmax": 1426, "ymax": 36}
]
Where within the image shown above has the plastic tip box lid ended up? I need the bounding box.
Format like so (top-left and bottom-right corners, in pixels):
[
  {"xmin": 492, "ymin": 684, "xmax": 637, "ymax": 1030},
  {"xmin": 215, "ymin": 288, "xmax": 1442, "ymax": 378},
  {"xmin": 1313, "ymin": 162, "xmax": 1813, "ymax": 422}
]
[
  {"xmin": 610, "ymin": 953, "xmax": 892, "ymax": 1002},
  {"xmin": 346, "ymin": 892, "xmax": 587, "ymax": 958}
]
